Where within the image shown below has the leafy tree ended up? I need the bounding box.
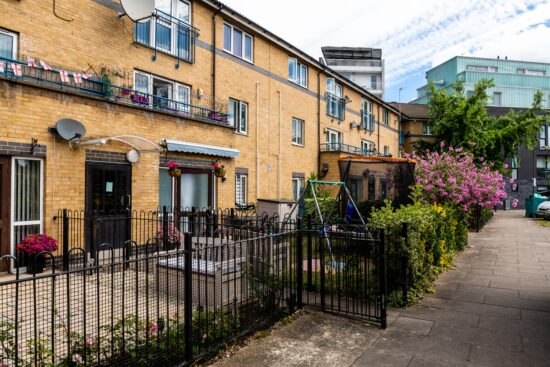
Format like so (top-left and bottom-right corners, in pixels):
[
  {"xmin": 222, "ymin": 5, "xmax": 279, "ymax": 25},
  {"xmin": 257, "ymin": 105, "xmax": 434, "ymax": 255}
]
[{"xmin": 417, "ymin": 79, "xmax": 549, "ymax": 167}]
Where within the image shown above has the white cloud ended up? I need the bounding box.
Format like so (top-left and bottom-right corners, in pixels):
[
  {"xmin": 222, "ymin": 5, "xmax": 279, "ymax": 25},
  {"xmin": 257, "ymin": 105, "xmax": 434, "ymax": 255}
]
[{"xmin": 220, "ymin": 0, "xmax": 550, "ymax": 94}]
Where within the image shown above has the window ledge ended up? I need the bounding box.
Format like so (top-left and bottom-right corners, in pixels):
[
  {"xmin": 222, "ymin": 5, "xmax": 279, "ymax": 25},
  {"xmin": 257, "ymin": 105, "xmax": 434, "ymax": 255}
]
[{"xmin": 222, "ymin": 49, "xmax": 254, "ymax": 65}]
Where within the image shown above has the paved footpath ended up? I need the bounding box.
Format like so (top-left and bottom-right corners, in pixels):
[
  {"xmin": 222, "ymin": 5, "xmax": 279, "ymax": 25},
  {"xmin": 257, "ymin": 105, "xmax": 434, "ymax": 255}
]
[{"xmin": 212, "ymin": 211, "xmax": 550, "ymax": 367}]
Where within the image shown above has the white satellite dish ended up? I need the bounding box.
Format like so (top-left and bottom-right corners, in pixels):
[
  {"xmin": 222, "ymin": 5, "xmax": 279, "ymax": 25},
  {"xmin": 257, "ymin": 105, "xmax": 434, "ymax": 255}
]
[{"xmin": 120, "ymin": 0, "xmax": 155, "ymax": 22}]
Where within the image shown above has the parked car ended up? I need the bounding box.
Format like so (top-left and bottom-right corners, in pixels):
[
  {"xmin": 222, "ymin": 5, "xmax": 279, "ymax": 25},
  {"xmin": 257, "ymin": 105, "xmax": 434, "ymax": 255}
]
[{"xmin": 536, "ymin": 200, "xmax": 550, "ymax": 218}]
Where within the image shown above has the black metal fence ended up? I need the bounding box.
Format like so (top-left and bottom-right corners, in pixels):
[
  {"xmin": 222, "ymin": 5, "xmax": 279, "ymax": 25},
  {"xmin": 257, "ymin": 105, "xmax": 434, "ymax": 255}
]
[{"xmin": 0, "ymin": 210, "xmax": 388, "ymax": 366}]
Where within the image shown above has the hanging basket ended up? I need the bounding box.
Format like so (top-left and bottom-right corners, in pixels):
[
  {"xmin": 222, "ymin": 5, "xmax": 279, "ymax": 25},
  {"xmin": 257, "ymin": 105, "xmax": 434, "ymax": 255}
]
[
  {"xmin": 214, "ymin": 170, "xmax": 226, "ymax": 179},
  {"xmin": 168, "ymin": 168, "xmax": 181, "ymax": 177}
]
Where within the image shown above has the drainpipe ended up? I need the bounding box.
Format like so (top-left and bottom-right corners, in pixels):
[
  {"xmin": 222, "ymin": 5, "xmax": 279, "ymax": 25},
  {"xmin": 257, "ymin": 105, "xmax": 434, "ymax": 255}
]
[
  {"xmin": 212, "ymin": 4, "xmax": 224, "ymax": 105},
  {"xmin": 377, "ymin": 105, "xmax": 381, "ymax": 153},
  {"xmin": 277, "ymin": 90, "xmax": 282, "ymax": 199},
  {"xmin": 317, "ymin": 68, "xmax": 323, "ymax": 178},
  {"xmin": 256, "ymin": 82, "xmax": 260, "ymax": 200}
]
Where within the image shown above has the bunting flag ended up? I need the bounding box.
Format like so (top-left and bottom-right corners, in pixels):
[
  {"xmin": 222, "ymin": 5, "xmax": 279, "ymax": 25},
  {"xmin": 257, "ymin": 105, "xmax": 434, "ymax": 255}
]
[
  {"xmin": 27, "ymin": 57, "xmax": 37, "ymax": 68},
  {"xmin": 73, "ymin": 72, "xmax": 82, "ymax": 84},
  {"xmin": 39, "ymin": 60, "xmax": 51, "ymax": 71},
  {"xmin": 81, "ymin": 73, "xmax": 92, "ymax": 80},
  {"xmin": 11, "ymin": 63, "xmax": 22, "ymax": 77},
  {"xmin": 0, "ymin": 62, "xmax": 4, "ymax": 74},
  {"xmin": 59, "ymin": 70, "xmax": 70, "ymax": 83}
]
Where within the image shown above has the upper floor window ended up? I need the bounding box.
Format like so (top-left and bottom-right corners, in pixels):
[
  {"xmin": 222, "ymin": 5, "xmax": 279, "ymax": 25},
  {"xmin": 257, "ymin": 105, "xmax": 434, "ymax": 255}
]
[
  {"xmin": 518, "ymin": 68, "xmax": 546, "ymax": 76},
  {"xmin": 325, "ymin": 129, "xmax": 343, "ymax": 151},
  {"xmin": 0, "ymin": 28, "xmax": 17, "ymax": 59},
  {"xmin": 326, "ymin": 78, "xmax": 344, "ymax": 120},
  {"xmin": 466, "ymin": 65, "xmax": 497, "ymax": 72},
  {"xmin": 292, "ymin": 118, "xmax": 304, "ymax": 146},
  {"xmin": 223, "ymin": 23, "xmax": 253, "ymax": 63},
  {"xmin": 361, "ymin": 99, "xmax": 374, "ymax": 131},
  {"xmin": 370, "ymin": 75, "xmax": 381, "ymax": 90},
  {"xmin": 422, "ymin": 122, "xmax": 432, "ymax": 135},
  {"xmin": 135, "ymin": 0, "xmax": 195, "ymax": 62},
  {"xmin": 361, "ymin": 140, "xmax": 374, "ymax": 153},
  {"xmin": 228, "ymin": 98, "xmax": 248, "ymax": 134},
  {"xmin": 288, "ymin": 58, "xmax": 307, "ymax": 88},
  {"xmin": 133, "ymin": 71, "xmax": 190, "ymax": 111},
  {"xmin": 383, "ymin": 146, "xmax": 390, "ymax": 156},
  {"xmin": 381, "ymin": 109, "xmax": 389, "ymax": 125},
  {"xmin": 492, "ymin": 92, "xmax": 502, "ymax": 106}
]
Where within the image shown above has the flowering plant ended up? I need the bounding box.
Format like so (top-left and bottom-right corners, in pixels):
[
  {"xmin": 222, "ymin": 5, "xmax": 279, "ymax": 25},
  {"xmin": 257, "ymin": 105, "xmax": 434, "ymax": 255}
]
[
  {"xmin": 16, "ymin": 234, "xmax": 58, "ymax": 256},
  {"xmin": 213, "ymin": 160, "xmax": 226, "ymax": 181},
  {"xmin": 407, "ymin": 143, "xmax": 507, "ymax": 211},
  {"xmin": 156, "ymin": 223, "xmax": 182, "ymax": 245},
  {"xmin": 167, "ymin": 161, "xmax": 181, "ymax": 177}
]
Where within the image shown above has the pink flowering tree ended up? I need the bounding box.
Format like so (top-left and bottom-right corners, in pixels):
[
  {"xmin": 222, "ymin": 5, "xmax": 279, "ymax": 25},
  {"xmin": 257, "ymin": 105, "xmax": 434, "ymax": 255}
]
[{"xmin": 409, "ymin": 142, "xmax": 507, "ymax": 211}]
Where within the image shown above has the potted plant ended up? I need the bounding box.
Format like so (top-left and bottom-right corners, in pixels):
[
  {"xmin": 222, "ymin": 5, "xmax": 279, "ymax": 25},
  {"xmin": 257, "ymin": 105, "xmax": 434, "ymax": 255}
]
[
  {"xmin": 157, "ymin": 223, "xmax": 182, "ymax": 251},
  {"xmin": 16, "ymin": 234, "xmax": 58, "ymax": 274},
  {"xmin": 213, "ymin": 160, "xmax": 226, "ymax": 181},
  {"xmin": 167, "ymin": 161, "xmax": 181, "ymax": 177}
]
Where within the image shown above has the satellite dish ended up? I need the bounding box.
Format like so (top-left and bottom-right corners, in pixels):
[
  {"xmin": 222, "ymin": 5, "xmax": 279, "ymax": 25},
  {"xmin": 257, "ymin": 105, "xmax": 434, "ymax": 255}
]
[
  {"xmin": 126, "ymin": 149, "xmax": 140, "ymax": 163},
  {"xmin": 120, "ymin": 0, "xmax": 155, "ymax": 22},
  {"xmin": 55, "ymin": 119, "xmax": 86, "ymax": 142}
]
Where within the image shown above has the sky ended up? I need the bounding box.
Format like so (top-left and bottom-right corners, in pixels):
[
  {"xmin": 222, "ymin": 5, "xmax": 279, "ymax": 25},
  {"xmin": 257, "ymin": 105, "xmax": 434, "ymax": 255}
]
[{"xmin": 220, "ymin": 0, "xmax": 550, "ymax": 103}]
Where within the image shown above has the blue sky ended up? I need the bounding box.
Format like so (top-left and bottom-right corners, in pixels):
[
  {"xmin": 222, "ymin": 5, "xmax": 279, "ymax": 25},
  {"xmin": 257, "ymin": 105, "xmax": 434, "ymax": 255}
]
[{"xmin": 221, "ymin": 0, "xmax": 550, "ymax": 102}]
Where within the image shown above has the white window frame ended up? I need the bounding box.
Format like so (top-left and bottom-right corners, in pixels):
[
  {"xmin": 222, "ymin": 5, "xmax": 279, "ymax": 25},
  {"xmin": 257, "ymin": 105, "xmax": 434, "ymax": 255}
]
[
  {"xmin": 467, "ymin": 65, "xmax": 497, "ymax": 73},
  {"xmin": 381, "ymin": 109, "xmax": 389, "ymax": 125},
  {"xmin": 0, "ymin": 28, "xmax": 18, "ymax": 59},
  {"xmin": 10, "ymin": 157, "xmax": 44, "ymax": 267},
  {"xmin": 288, "ymin": 57, "xmax": 307, "ymax": 88},
  {"xmin": 292, "ymin": 177, "xmax": 304, "ymax": 201},
  {"xmin": 228, "ymin": 98, "xmax": 248, "ymax": 134},
  {"xmin": 383, "ymin": 146, "xmax": 390, "ymax": 156},
  {"xmin": 235, "ymin": 173, "xmax": 248, "ymax": 205},
  {"xmin": 361, "ymin": 140, "xmax": 374, "ymax": 154},
  {"xmin": 223, "ymin": 22, "xmax": 254, "ymax": 63},
  {"xmin": 326, "ymin": 129, "xmax": 343, "ymax": 151},
  {"xmin": 292, "ymin": 117, "xmax": 304, "ymax": 146},
  {"xmin": 422, "ymin": 122, "xmax": 432, "ymax": 135},
  {"xmin": 133, "ymin": 70, "xmax": 190, "ymax": 110},
  {"xmin": 361, "ymin": 99, "xmax": 373, "ymax": 131}
]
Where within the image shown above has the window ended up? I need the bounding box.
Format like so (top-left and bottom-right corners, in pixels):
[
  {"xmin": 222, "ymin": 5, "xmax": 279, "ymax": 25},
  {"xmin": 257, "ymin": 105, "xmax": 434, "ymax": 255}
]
[
  {"xmin": 326, "ymin": 78, "xmax": 344, "ymax": 119},
  {"xmin": 383, "ymin": 146, "xmax": 390, "ymax": 156},
  {"xmin": 368, "ymin": 176, "xmax": 375, "ymax": 200},
  {"xmin": 540, "ymin": 125, "xmax": 550, "ymax": 149},
  {"xmin": 288, "ymin": 58, "xmax": 307, "ymax": 88},
  {"xmin": 11, "ymin": 158, "xmax": 43, "ymax": 258},
  {"xmin": 537, "ymin": 156, "xmax": 550, "ymax": 179},
  {"xmin": 326, "ymin": 129, "xmax": 343, "ymax": 151},
  {"xmin": 381, "ymin": 109, "xmax": 389, "ymax": 125},
  {"xmin": 422, "ymin": 122, "xmax": 432, "ymax": 135},
  {"xmin": 0, "ymin": 29, "xmax": 17, "ymax": 59},
  {"xmin": 511, "ymin": 156, "xmax": 519, "ymax": 188},
  {"xmin": 466, "ymin": 90, "xmax": 474, "ymax": 98},
  {"xmin": 133, "ymin": 71, "xmax": 190, "ymax": 110},
  {"xmin": 518, "ymin": 69, "xmax": 546, "ymax": 76},
  {"xmin": 135, "ymin": 0, "xmax": 193, "ymax": 61},
  {"xmin": 292, "ymin": 118, "xmax": 304, "ymax": 146},
  {"xmin": 223, "ymin": 23, "xmax": 253, "ymax": 62},
  {"xmin": 493, "ymin": 92, "xmax": 502, "ymax": 106},
  {"xmin": 361, "ymin": 140, "xmax": 374, "ymax": 154},
  {"xmin": 370, "ymin": 75, "xmax": 380, "ymax": 90},
  {"xmin": 235, "ymin": 174, "xmax": 247, "ymax": 205},
  {"xmin": 228, "ymin": 98, "xmax": 248, "ymax": 134},
  {"xmin": 467, "ymin": 65, "xmax": 497, "ymax": 72},
  {"xmin": 380, "ymin": 179, "xmax": 387, "ymax": 199},
  {"xmin": 348, "ymin": 178, "xmax": 361, "ymax": 202},
  {"xmin": 361, "ymin": 99, "xmax": 374, "ymax": 131},
  {"xmin": 159, "ymin": 168, "xmax": 174, "ymax": 209},
  {"xmin": 292, "ymin": 177, "xmax": 304, "ymax": 201}
]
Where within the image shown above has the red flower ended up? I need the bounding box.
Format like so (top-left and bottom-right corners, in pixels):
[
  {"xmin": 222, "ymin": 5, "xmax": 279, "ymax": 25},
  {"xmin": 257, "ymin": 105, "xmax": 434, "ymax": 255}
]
[{"xmin": 213, "ymin": 163, "xmax": 220, "ymax": 169}]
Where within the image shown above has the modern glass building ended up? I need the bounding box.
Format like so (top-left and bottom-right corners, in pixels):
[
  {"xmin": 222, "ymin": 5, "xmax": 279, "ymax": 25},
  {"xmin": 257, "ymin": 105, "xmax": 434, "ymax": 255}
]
[{"xmin": 412, "ymin": 56, "xmax": 550, "ymax": 108}]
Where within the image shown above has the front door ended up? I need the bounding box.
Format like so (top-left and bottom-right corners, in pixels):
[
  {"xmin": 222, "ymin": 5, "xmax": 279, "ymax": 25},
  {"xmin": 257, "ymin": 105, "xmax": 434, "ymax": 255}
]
[
  {"xmin": 86, "ymin": 163, "xmax": 131, "ymax": 250},
  {"xmin": 0, "ymin": 157, "xmax": 10, "ymax": 272}
]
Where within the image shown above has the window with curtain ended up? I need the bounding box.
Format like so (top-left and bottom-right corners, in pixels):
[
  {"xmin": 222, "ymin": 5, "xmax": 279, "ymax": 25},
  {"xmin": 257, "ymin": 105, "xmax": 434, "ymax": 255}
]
[
  {"xmin": 228, "ymin": 98, "xmax": 248, "ymax": 133},
  {"xmin": 0, "ymin": 29, "xmax": 17, "ymax": 59}
]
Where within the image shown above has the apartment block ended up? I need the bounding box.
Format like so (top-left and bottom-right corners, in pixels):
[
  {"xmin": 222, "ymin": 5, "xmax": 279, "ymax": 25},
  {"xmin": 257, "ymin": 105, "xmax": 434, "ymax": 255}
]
[{"xmin": 0, "ymin": 0, "xmax": 401, "ymax": 267}]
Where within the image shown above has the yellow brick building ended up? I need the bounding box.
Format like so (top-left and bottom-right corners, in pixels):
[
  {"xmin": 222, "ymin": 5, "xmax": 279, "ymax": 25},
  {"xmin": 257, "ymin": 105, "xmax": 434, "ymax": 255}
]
[{"xmin": 0, "ymin": 0, "xmax": 402, "ymax": 267}]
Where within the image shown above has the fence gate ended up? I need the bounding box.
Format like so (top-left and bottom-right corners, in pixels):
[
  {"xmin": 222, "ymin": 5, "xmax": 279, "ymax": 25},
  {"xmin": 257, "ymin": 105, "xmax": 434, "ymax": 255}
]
[{"xmin": 295, "ymin": 222, "xmax": 387, "ymax": 328}]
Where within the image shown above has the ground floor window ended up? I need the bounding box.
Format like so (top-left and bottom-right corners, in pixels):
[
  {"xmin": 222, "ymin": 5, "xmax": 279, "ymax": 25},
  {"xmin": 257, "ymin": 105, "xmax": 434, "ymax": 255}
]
[
  {"xmin": 159, "ymin": 168, "xmax": 174, "ymax": 209},
  {"xmin": 235, "ymin": 174, "xmax": 247, "ymax": 205},
  {"xmin": 292, "ymin": 177, "xmax": 303, "ymax": 201},
  {"xmin": 11, "ymin": 158, "xmax": 43, "ymax": 255}
]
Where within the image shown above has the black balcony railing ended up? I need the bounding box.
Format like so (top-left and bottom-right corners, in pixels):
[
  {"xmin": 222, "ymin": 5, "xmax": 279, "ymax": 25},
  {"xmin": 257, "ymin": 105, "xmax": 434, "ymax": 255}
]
[
  {"xmin": 0, "ymin": 56, "xmax": 230, "ymax": 126},
  {"xmin": 134, "ymin": 9, "xmax": 199, "ymax": 64},
  {"xmin": 320, "ymin": 142, "xmax": 391, "ymax": 157}
]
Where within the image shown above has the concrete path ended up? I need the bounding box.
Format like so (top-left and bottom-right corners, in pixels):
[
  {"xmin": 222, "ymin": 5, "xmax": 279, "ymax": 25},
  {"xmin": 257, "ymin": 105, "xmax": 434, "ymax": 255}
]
[{"xmin": 212, "ymin": 211, "xmax": 550, "ymax": 366}]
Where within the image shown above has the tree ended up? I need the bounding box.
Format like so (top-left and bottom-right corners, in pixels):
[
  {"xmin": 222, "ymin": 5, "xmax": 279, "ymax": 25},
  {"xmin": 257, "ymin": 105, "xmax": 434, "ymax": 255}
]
[{"xmin": 419, "ymin": 79, "xmax": 549, "ymax": 167}]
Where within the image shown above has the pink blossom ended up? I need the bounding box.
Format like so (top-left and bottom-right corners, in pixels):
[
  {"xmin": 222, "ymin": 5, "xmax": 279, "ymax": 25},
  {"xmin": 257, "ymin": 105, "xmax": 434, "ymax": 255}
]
[{"xmin": 512, "ymin": 199, "xmax": 519, "ymax": 208}]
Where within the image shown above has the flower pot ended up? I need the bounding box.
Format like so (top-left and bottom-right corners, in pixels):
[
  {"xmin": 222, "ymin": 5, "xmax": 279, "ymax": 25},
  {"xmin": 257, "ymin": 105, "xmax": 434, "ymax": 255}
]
[
  {"xmin": 168, "ymin": 168, "xmax": 181, "ymax": 177},
  {"xmin": 26, "ymin": 254, "xmax": 46, "ymax": 274},
  {"xmin": 214, "ymin": 170, "xmax": 226, "ymax": 179}
]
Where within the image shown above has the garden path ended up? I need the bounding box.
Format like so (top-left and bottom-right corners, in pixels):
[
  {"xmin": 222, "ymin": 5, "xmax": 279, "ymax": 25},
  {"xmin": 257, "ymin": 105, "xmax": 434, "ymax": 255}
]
[{"xmin": 211, "ymin": 210, "xmax": 550, "ymax": 366}]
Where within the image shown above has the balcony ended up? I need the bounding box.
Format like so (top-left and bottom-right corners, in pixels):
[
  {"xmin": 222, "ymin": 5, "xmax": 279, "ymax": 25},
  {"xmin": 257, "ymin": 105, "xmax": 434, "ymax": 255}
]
[
  {"xmin": 0, "ymin": 56, "xmax": 230, "ymax": 126},
  {"xmin": 320, "ymin": 143, "xmax": 391, "ymax": 157},
  {"xmin": 134, "ymin": 9, "xmax": 199, "ymax": 64}
]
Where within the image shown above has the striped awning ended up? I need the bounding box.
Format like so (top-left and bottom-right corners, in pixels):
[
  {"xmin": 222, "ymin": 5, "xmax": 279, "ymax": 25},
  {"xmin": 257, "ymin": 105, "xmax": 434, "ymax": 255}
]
[{"xmin": 163, "ymin": 139, "xmax": 240, "ymax": 158}]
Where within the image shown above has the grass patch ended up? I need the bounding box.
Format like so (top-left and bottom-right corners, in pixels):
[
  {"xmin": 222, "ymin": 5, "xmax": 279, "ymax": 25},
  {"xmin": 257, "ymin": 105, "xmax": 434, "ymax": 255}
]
[{"xmin": 534, "ymin": 219, "xmax": 550, "ymax": 227}]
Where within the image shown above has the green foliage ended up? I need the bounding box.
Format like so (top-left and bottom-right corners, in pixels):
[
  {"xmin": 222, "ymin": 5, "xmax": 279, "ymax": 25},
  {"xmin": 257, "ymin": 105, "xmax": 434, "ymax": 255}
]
[
  {"xmin": 368, "ymin": 201, "xmax": 468, "ymax": 306},
  {"xmin": 421, "ymin": 79, "xmax": 549, "ymax": 167}
]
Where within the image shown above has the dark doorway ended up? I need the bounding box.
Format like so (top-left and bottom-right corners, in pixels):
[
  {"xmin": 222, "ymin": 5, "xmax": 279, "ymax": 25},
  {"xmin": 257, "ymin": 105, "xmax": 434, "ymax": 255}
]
[
  {"xmin": 0, "ymin": 157, "xmax": 10, "ymax": 272},
  {"xmin": 86, "ymin": 163, "xmax": 131, "ymax": 250}
]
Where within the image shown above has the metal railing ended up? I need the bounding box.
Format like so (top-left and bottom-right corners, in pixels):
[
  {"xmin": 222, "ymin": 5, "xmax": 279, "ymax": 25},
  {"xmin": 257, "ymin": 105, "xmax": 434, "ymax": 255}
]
[
  {"xmin": 0, "ymin": 56, "xmax": 230, "ymax": 126},
  {"xmin": 320, "ymin": 142, "xmax": 391, "ymax": 157},
  {"xmin": 134, "ymin": 9, "xmax": 199, "ymax": 64}
]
